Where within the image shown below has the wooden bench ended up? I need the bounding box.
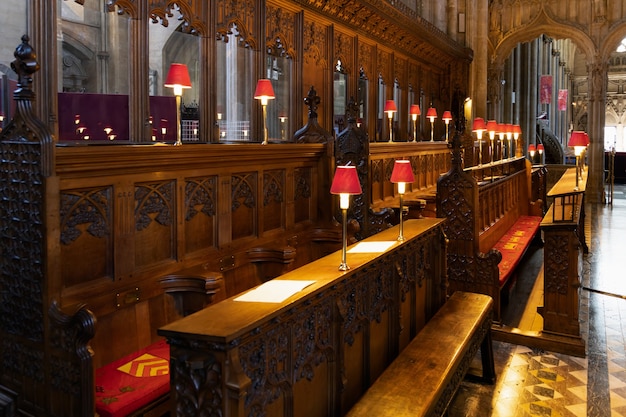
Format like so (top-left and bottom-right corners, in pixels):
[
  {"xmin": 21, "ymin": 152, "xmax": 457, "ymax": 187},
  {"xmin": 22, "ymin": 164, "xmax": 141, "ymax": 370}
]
[
  {"xmin": 437, "ymin": 133, "xmax": 545, "ymax": 321},
  {"xmin": 346, "ymin": 291, "xmax": 495, "ymax": 417}
]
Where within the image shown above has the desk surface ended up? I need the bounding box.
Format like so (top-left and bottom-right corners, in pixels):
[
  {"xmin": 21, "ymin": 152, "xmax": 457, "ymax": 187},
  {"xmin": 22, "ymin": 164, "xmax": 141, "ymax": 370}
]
[
  {"xmin": 547, "ymin": 167, "xmax": 587, "ymax": 197},
  {"xmin": 158, "ymin": 218, "xmax": 444, "ymax": 344}
]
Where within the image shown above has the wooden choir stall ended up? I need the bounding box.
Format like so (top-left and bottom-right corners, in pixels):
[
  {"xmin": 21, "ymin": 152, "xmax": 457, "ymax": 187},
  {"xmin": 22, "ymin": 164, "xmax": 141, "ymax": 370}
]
[{"xmin": 0, "ymin": 35, "xmax": 460, "ymax": 417}]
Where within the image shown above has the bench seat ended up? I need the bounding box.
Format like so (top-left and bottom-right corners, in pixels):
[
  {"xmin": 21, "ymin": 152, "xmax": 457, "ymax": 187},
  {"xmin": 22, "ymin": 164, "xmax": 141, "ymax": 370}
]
[
  {"xmin": 493, "ymin": 215, "xmax": 542, "ymax": 287},
  {"xmin": 95, "ymin": 339, "xmax": 170, "ymax": 417},
  {"xmin": 346, "ymin": 291, "xmax": 495, "ymax": 417}
]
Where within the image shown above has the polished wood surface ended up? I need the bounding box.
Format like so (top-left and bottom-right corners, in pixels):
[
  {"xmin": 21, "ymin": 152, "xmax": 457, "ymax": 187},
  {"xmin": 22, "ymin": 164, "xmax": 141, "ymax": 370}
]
[
  {"xmin": 437, "ymin": 133, "xmax": 543, "ymax": 322},
  {"xmin": 159, "ymin": 218, "xmax": 447, "ymax": 417},
  {"xmin": 537, "ymin": 167, "xmax": 587, "ymax": 355},
  {"xmin": 346, "ymin": 291, "xmax": 494, "ymax": 417}
]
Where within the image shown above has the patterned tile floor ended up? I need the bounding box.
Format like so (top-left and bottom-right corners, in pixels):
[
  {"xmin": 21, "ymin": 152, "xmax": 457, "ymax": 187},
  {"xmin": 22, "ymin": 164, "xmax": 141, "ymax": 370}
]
[{"xmin": 447, "ymin": 184, "xmax": 626, "ymax": 417}]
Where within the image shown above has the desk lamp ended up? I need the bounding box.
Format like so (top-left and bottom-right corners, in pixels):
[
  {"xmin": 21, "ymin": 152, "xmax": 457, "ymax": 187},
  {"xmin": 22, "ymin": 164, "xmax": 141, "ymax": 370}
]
[
  {"xmin": 164, "ymin": 63, "xmax": 192, "ymax": 146},
  {"xmin": 410, "ymin": 104, "xmax": 420, "ymax": 142},
  {"xmin": 390, "ymin": 160, "xmax": 415, "ymax": 241},
  {"xmin": 568, "ymin": 130, "xmax": 587, "ymax": 190},
  {"xmin": 384, "ymin": 100, "xmax": 397, "ymax": 142},
  {"xmin": 254, "ymin": 79, "xmax": 275, "ymax": 145},
  {"xmin": 330, "ymin": 165, "xmax": 362, "ymax": 271},
  {"xmin": 442, "ymin": 111, "xmax": 452, "ymax": 142},
  {"xmin": 486, "ymin": 120, "xmax": 498, "ymax": 163},
  {"xmin": 426, "ymin": 107, "xmax": 437, "ymax": 142},
  {"xmin": 472, "ymin": 117, "xmax": 486, "ymax": 166}
]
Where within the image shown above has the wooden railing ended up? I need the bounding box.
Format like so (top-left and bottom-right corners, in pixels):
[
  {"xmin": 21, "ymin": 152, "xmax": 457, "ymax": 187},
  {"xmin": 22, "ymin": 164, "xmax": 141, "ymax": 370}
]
[
  {"xmin": 437, "ymin": 133, "xmax": 544, "ymax": 321},
  {"xmin": 158, "ymin": 218, "xmax": 447, "ymax": 417},
  {"xmin": 537, "ymin": 167, "xmax": 587, "ymax": 356}
]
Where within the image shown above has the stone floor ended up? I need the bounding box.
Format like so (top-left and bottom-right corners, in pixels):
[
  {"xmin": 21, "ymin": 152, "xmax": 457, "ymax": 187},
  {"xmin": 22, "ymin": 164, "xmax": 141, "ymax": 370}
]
[{"xmin": 447, "ymin": 183, "xmax": 626, "ymax": 417}]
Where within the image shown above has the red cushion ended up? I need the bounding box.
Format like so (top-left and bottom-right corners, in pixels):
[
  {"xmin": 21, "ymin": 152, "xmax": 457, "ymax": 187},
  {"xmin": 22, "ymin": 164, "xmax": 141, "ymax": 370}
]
[
  {"xmin": 493, "ymin": 215, "xmax": 542, "ymax": 287},
  {"xmin": 95, "ymin": 339, "xmax": 170, "ymax": 417}
]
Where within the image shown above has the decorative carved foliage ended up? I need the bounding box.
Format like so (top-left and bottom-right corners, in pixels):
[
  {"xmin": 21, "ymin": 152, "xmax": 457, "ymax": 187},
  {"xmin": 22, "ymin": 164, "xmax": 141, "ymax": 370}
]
[
  {"xmin": 263, "ymin": 170, "xmax": 284, "ymax": 206},
  {"xmin": 334, "ymin": 32, "xmax": 353, "ymax": 73},
  {"xmin": 217, "ymin": 0, "xmax": 256, "ymax": 47},
  {"xmin": 303, "ymin": 20, "xmax": 327, "ymax": 67},
  {"xmin": 358, "ymin": 42, "xmax": 374, "ymax": 79},
  {"xmin": 107, "ymin": 0, "xmax": 137, "ymax": 17},
  {"xmin": 240, "ymin": 323, "xmax": 291, "ymax": 413},
  {"xmin": 294, "ymin": 168, "xmax": 311, "ymax": 201},
  {"xmin": 185, "ymin": 176, "xmax": 216, "ymax": 221},
  {"xmin": 0, "ymin": 141, "xmax": 45, "ymax": 341},
  {"xmin": 149, "ymin": 1, "xmax": 205, "ymax": 35},
  {"xmin": 232, "ymin": 172, "xmax": 257, "ymax": 211},
  {"xmin": 135, "ymin": 181, "xmax": 174, "ymax": 231},
  {"xmin": 266, "ymin": 5, "xmax": 296, "ymax": 58},
  {"xmin": 544, "ymin": 232, "xmax": 570, "ymax": 295},
  {"xmin": 292, "ymin": 297, "xmax": 334, "ymax": 382},
  {"xmin": 60, "ymin": 187, "xmax": 111, "ymax": 245},
  {"xmin": 170, "ymin": 347, "xmax": 223, "ymax": 416}
]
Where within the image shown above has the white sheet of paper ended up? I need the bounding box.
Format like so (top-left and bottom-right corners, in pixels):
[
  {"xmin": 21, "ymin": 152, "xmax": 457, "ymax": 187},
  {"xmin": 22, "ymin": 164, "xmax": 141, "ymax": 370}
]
[
  {"xmin": 347, "ymin": 241, "xmax": 396, "ymax": 253},
  {"xmin": 234, "ymin": 280, "xmax": 316, "ymax": 303}
]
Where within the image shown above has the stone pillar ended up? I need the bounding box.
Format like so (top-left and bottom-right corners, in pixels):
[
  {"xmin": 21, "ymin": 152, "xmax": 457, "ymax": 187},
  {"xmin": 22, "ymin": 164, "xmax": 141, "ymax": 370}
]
[
  {"xmin": 587, "ymin": 60, "xmax": 607, "ymax": 204},
  {"xmin": 468, "ymin": 0, "xmax": 489, "ymax": 119}
]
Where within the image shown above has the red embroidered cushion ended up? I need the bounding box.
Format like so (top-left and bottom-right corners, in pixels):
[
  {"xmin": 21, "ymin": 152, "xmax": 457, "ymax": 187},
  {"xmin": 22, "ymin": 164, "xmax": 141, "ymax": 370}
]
[
  {"xmin": 493, "ymin": 215, "xmax": 542, "ymax": 287},
  {"xmin": 95, "ymin": 339, "xmax": 170, "ymax": 417}
]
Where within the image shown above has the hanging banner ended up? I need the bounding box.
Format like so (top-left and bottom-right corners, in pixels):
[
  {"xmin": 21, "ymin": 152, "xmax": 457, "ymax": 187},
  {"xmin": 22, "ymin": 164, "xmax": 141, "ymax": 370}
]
[
  {"xmin": 558, "ymin": 89, "xmax": 568, "ymax": 111},
  {"xmin": 540, "ymin": 75, "xmax": 552, "ymax": 104}
]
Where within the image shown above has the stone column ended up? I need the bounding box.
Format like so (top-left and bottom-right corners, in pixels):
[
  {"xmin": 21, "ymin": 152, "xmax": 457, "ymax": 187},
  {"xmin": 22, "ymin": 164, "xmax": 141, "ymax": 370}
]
[{"xmin": 587, "ymin": 59, "xmax": 607, "ymax": 204}]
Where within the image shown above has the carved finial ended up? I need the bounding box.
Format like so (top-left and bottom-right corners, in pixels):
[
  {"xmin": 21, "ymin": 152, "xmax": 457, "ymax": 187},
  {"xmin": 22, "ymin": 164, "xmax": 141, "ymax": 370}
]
[
  {"xmin": 303, "ymin": 86, "xmax": 320, "ymax": 119},
  {"xmin": 345, "ymin": 97, "xmax": 359, "ymax": 125},
  {"xmin": 11, "ymin": 35, "xmax": 39, "ymax": 100}
]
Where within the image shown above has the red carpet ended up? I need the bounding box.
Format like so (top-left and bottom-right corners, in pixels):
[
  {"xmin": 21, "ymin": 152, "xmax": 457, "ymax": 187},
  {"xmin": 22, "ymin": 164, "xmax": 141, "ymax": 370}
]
[{"xmin": 493, "ymin": 215, "xmax": 542, "ymax": 287}]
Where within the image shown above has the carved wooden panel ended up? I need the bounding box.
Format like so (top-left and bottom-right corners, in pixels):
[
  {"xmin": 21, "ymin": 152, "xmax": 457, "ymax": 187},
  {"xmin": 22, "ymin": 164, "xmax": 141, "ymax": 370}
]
[
  {"xmin": 163, "ymin": 221, "xmax": 447, "ymax": 417},
  {"xmin": 294, "ymin": 167, "xmax": 312, "ymax": 224},
  {"xmin": 60, "ymin": 187, "xmax": 113, "ymax": 286},
  {"xmin": 148, "ymin": 0, "xmax": 206, "ymax": 35},
  {"xmin": 232, "ymin": 172, "xmax": 258, "ymax": 241},
  {"xmin": 262, "ymin": 169, "xmax": 285, "ymax": 232},
  {"xmin": 134, "ymin": 180, "xmax": 176, "ymax": 266},
  {"xmin": 216, "ymin": 0, "xmax": 257, "ymax": 47},
  {"xmin": 184, "ymin": 176, "xmax": 217, "ymax": 254},
  {"xmin": 358, "ymin": 41, "xmax": 375, "ymax": 80},
  {"xmin": 335, "ymin": 31, "xmax": 354, "ymax": 74},
  {"xmin": 266, "ymin": 4, "xmax": 296, "ymax": 59}
]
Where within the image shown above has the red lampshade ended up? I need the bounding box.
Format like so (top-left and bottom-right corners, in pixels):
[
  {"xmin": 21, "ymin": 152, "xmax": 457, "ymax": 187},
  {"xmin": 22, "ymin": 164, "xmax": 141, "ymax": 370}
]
[
  {"xmin": 568, "ymin": 130, "xmax": 587, "ymax": 147},
  {"xmin": 384, "ymin": 100, "xmax": 397, "ymax": 113},
  {"xmin": 537, "ymin": 144, "xmax": 545, "ymax": 153},
  {"xmin": 254, "ymin": 79, "xmax": 276, "ymax": 101},
  {"xmin": 486, "ymin": 120, "xmax": 498, "ymax": 136},
  {"xmin": 528, "ymin": 144, "xmax": 536, "ymax": 153},
  {"xmin": 512, "ymin": 124, "xmax": 521, "ymax": 137},
  {"xmin": 442, "ymin": 110, "xmax": 452, "ymax": 122},
  {"xmin": 330, "ymin": 165, "xmax": 362, "ymax": 195},
  {"xmin": 164, "ymin": 63, "xmax": 192, "ymax": 91},
  {"xmin": 390, "ymin": 160, "xmax": 415, "ymax": 184},
  {"xmin": 410, "ymin": 104, "xmax": 421, "ymax": 116},
  {"xmin": 426, "ymin": 107, "xmax": 437, "ymax": 121},
  {"xmin": 472, "ymin": 117, "xmax": 486, "ymax": 132}
]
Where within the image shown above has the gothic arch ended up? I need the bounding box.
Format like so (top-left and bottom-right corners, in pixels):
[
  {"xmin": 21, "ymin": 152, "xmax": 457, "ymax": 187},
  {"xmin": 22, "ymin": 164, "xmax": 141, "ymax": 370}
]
[
  {"xmin": 490, "ymin": 17, "xmax": 595, "ymax": 69},
  {"xmin": 600, "ymin": 22, "xmax": 626, "ymax": 61}
]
